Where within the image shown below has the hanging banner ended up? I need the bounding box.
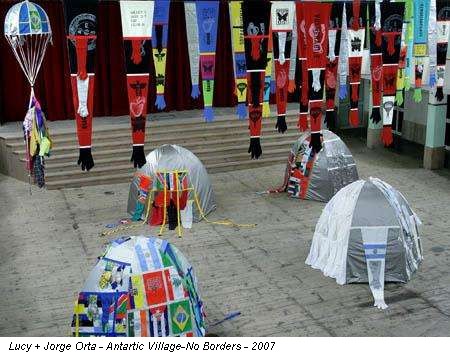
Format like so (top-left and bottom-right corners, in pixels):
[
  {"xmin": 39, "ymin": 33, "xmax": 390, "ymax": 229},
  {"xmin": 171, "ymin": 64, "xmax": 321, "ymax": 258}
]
[
  {"xmin": 196, "ymin": 1, "xmax": 219, "ymax": 122},
  {"xmin": 229, "ymin": 1, "xmax": 248, "ymax": 120},
  {"xmin": 380, "ymin": 2, "xmax": 405, "ymax": 147},
  {"xmin": 412, "ymin": 0, "xmax": 430, "ymax": 102},
  {"xmin": 120, "ymin": 1, "xmax": 154, "ymax": 169},
  {"xmin": 64, "ymin": 0, "xmax": 98, "ymax": 172},
  {"xmin": 152, "ymin": 0, "xmax": 170, "ymax": 110},
  {"xmin": 304, "ymin": 2, "xmax": 331, "ymax": 154},
  {"xmin": 242, "ymin": 0, "xmax": 271, "ymax": 159},
  {"xmin": 325, "ymin": 2, "xmax": 344, "ymax": 132},
  {"xmin": 434, "ymin": 1, "xmax": 450, "ymax": 101},
  {"xmin": 263, "ymin": 28, "xmax": 273, "ymax": 118},
  {"xmin": 338, "ymin": 3, "xmax": 349, "ymax": 101},
  {"xmin": 296, "ymin": 2, "xmax": 309, "ymax": 132},
  {"xmin": 271, "ymin": 1, "xmax": 295, "ymax": 134},
  {"xmin": 184, "ymin": 1, "xmax": 200, "ymax": 99},
  {"xmin": 346, "ymin": 0, "xmax": 367, "ymax": 128},
  {"xmin": 404, "ymin": 0, "xmax": 415, "ymax": 91},
  {"xmin": 369, "ymin": 0, "xmax": 383, "ymax": 125}
]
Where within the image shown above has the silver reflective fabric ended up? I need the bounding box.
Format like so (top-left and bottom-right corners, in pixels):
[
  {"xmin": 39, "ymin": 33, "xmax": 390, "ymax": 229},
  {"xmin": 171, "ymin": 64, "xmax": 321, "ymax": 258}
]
[
  {"xmin": 127, "ymin": 144, "xmax": 216, "ymax": 222},
  {"xmin": 345, "ymin": 180, "xmax": 423, "ymax": 284},
  {"xmin": 291, "ymin": 130, "xmax": 359, "ymax": 202}
]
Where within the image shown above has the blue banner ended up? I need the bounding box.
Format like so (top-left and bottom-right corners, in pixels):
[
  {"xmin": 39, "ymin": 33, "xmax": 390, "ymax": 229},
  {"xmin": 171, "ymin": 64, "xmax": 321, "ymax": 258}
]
[{"xmin": 196, "ymin": 1, "xmax": 219, "ymax": 53}]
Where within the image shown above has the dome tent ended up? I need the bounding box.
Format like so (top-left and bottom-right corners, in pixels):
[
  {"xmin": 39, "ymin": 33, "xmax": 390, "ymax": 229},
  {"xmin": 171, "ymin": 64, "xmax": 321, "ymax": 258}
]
[
  {"xmin": 269, "ymin": 130, "xmax": 358, "ymax": 202},
  {"xmin": 71, "ymin": 235, "xmax": 205, "ymax": 337},
  {"xmin": 306, "ymin": 178, "xmax": 423, "ymax": 310},
  {"xmin": 128, "ymin": 144, "xmax": 216, "ymax": 224}
]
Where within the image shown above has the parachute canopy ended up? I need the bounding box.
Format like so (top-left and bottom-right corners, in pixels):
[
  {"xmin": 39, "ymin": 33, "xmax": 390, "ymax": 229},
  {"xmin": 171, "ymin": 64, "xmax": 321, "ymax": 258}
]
[
  {"xmin": 4, "ymin": 1, "xmax": 51, "ymax": 36},
  {"xmin": 4, "ymin": 1, "xmax": 52, "ymax": 87}
]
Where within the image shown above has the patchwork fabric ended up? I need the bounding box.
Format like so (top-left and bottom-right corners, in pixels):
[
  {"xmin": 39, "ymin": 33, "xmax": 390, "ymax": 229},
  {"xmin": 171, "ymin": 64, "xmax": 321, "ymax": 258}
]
[{"xmin": 72, "ymin": 236, "xmax": 205, "ymax": 337}]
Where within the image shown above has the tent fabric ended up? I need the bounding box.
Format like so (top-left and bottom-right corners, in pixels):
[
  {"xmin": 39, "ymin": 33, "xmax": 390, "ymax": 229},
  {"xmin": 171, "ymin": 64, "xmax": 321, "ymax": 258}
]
[
  {"xmin": 71, "ymin": 235, "xmax": 205, "ymax": 337},
  {"xmin": 306, "ymin": 178, "xmax": 423, "ymax": 308},
  {"xmin": 286, "ymin": 130, "xmax": 359, "ymax": 202},
  {"xmin": 127, "ymin": 144, "xmax": 216, "ymax": 223}
]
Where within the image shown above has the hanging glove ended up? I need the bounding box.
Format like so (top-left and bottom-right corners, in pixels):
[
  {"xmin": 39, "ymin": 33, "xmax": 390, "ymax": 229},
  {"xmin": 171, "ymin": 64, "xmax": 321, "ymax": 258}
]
[
  {"xmin": 78, "ymin": 147, "xmax": 95, "ymax": 171},
  {"xmin": 77, "ymin": 76, "xmax": 90, "ymax": 118},
  {"xmin": 312, "ymin": 69, "xmax": 321, "ymax": 92},
  {"xmin": 370, "ymin": 107, "xmax": 382, "ymax": 124},
  {"xmin": 248, "ymin": 137, "xmax": 262, "ymax": 159},
  {"xmin": 325, "ymin": 110, "xmax": 337, "ymax": 132},
  {"xmin": 275, "ymin": 115, "xmax": 287, "ymax": 134},
  {"xmin": 435, "ymin": 87, "xmax": 444, "ymax": 101},
  {"xmin": 309, "ymin": 132, "xmax": 322, "ymax": 154},
  {"xmin": 131, "ymin": 145, "xmax": 147, "ymax": 168}
]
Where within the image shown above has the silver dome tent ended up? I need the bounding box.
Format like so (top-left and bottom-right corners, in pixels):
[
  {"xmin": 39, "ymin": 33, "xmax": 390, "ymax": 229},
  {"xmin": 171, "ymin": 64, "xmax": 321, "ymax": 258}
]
[
  {"xmin": 268, "ymin": 130, "xmax": 359, "ymax": 202},
  {"xmin": 128, "ymin": 144, "xmax": 216, "ymax": 224}
]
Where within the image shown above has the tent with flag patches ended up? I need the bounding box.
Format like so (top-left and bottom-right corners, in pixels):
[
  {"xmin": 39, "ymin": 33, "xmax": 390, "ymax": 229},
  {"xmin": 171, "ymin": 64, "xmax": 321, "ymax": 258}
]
[
  {"xmin": 71, "ymin": 235, "xmax": 205, "ymax": 337},
  {"xmin": 306, "ymin": 177, "xmax": 423, "ymax": 310},
  {"xmin": 128, "ymin": 144, "xmax": 216, "ymax": 226},
  {"xmin": 267, "ymin": 130, "xmax": 358, "ymax": 203}
]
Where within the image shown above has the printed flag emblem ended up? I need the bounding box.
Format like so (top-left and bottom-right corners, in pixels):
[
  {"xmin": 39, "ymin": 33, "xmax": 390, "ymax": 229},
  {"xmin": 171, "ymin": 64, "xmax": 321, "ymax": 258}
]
[{"xmin": 169, "ymin": 300, "xmax": 193, "ymax": 335}]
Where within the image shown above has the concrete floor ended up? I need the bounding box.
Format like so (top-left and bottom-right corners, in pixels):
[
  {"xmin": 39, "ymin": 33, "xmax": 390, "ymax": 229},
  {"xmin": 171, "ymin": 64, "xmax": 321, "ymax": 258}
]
[{"xmin": 1, "ymin": 137, "xmax": 450, "ymax": 337}]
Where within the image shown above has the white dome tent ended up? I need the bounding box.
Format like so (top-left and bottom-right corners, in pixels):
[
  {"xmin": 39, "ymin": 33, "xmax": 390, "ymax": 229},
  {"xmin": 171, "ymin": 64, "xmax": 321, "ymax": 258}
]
[
  {"xmin": 71, "ymin": 235, "xmax": 205, "ymax": 337},
  {"xmin": 306, "ymin": 178, "xmax": 423, "ymax": 310},
  {"xmin": 268, "ymin": 130, "xmax": 358, "ymax": 202}
]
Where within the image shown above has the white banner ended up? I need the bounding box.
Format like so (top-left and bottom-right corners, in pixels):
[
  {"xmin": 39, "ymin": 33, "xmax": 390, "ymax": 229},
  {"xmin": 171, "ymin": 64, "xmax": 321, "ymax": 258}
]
[
  {"xmin": 120, "ymin": 1, "xmax": 154, "ymax": 39},
  {"xmin": 2, "ymin": 337, "xmax": 450, "ymax": 355}
]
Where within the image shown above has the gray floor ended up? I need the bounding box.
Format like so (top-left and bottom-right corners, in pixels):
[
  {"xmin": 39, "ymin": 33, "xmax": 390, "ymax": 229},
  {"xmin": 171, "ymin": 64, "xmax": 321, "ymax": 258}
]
[{"xmin": 1, "ymin": 137, "xmax": 450, "ymax": 337}]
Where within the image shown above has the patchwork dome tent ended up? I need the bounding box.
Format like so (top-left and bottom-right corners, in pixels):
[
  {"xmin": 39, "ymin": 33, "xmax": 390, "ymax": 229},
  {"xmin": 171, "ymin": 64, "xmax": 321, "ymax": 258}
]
[
  {"xmin": 128, "ymin": 144, "xmax": 216, "ymax": 225},
  {"xmin": 306, "ymin": 178, "xmax": 423, "ymax": 310},
  {"xmin": 269, "ymin": 130, "xmax": 358, "ymax": 202},
  {"xmin": 72, "ymin": 235, "xmax": 205, "ymax": 337}
]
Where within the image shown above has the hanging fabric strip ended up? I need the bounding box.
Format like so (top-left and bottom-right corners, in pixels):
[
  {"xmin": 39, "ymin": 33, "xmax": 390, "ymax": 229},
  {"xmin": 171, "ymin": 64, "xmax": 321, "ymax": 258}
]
[
  {"xmin": 184, "ymin": 1, "xmax": 200, "ymax": 99},
  {"xmin": 229, "ymin": 1, "xmax": 248, "ymax": 120},
  {"xmin": 338, "ymin": 3, "xmax": 349, "ymax": 100},
  {"xmin": 304, "ymin": 2, "xmax": 331, "ymax": 154},
  {"xmin": 361, "ymin": 227, "xmax": 390, "ymax": 310},
  {"xmin": 404, "ymin": 0, "xmax": 414, "ymax": 90},
  {"xmin": 434, "ymin": 1, "xmax": 450, "ymax": 101},
  {"xmin": 152, "ymin": 0, "xmax": 170, "ymax": 110},
  {"xmin": 325, "ymin": 2, "xmax": 344, "ymax": 132},
  {"xmin": 369, "ymin": 1, "xmax": 383, "ymax": 125},
  {"xmin": 288, "ymin": 15, "xmax": 297, "ymax": 94},
  {"xmin": 296, "ymin": 2, "xmax": 308, "ymax": 132},
  {"xmin": 196, "ymin": 1, "xmax": 219, "ymax": 122},
  {"xmin": 120, "ymin": 1, "xmax": 154, "ymax": 169},
  {"xmin": 271, "ymin": 1, "xmax": 295, "ymax": 134},
  {"xmin": 413, "ymin": 0, "xmax": 431, "ymax": 102},
  {"xmin": 346, "ymin": 1, "xmax": 366, "ymax": 128},
  {"xmin": 64, "ymin": 0, "xmax": 98, "ymax": 172},
  {"xmin": 395, "ymin": 5, "xmax": 408, "ymax": 108},
  {"xmin": 393, "ymin": 4, "xmax": 408, "ymax": 150},
  {"xmin": 263, "ymin": 28, "xmax": 273, "ymax": 118},
  {"xmin": 380, "ymin": 2, "xmax": 405, "ymax": 147},
  {"xmin": 429, "ymin": 1, "xmax": 439, "ymax": 89},
  {"xmin": 444, "ymin": 5, "xmax": 450, "ymax": 94},
  {"xmin": 446, "ymin": 96, "xmax": 450, "ymax": 153},
  {"xmin": 242, "ymin": 0, "xmax": 271, "ymax": 159}
]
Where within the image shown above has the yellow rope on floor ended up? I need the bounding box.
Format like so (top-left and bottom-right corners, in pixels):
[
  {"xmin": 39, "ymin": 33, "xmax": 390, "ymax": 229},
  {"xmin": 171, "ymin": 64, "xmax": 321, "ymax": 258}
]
[{"xmin": 100, "ymin": 170, "xmax": 256, "ymax": 237}]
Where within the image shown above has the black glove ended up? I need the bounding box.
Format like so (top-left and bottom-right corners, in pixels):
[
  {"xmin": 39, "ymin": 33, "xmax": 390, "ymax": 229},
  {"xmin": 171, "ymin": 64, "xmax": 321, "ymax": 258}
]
[
  {"xmin": 275, "ymin": 115, "xmax": 287, "ymax": 133},
  {"xmin": 309, "ymin": 132, "xmax": 322, "ymax": 154},
  {"xmin": 77, "ymin": 147, "xmax": 95, "ymax": 171},
  {"xmin": 131, "ymin": 145, "xmax": 147, "ymax": 168},
  {"xmin": 248, "ymin": 137, "xmax": 262, "ymax": 160},
  {"xmin": 370, "ymin": 107, "xmax": 382, "ymax": 124}
]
